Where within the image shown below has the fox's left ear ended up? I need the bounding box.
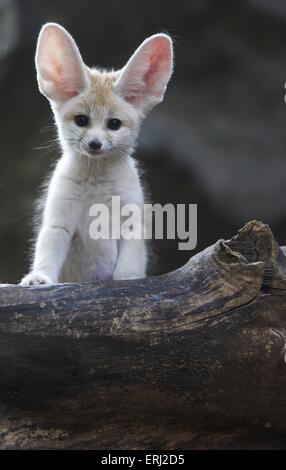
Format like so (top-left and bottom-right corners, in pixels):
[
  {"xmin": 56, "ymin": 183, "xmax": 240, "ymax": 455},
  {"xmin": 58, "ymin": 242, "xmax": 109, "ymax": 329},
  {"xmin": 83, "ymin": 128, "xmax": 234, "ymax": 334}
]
[{"xmin": 114, "ymin": 34, "xmax": 173, "ymax": 114}]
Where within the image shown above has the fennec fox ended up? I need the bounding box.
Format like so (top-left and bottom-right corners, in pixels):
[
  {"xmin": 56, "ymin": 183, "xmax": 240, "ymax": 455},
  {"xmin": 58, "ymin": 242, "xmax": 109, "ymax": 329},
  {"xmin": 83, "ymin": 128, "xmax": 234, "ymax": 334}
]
[{"xmin": 20, "ymin": 23, "xmax": 173, "ymax": 286}]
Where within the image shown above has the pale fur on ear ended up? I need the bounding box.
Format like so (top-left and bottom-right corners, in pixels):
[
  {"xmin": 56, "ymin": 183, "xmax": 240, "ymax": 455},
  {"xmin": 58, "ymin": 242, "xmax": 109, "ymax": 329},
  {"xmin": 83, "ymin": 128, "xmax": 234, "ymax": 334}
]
[
  {"xmin": 114, "ymin": 34, "xmax": 173, "ymax": 114},
  {"xmin": 35, "ymin": 23, "xmax": 90, "ymax": 103}
]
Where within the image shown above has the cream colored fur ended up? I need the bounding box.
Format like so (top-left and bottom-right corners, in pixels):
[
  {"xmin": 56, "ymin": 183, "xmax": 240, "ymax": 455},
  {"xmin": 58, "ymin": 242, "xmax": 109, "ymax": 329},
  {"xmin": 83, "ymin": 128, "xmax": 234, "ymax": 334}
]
[{"xmin": 20, "ymin": 23, "xmax": 173, "ymax": 285}]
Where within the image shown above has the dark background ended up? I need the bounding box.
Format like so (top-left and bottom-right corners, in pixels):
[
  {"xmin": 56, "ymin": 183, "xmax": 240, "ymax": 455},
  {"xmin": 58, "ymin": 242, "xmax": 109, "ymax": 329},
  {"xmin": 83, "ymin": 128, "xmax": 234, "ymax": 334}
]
[{"xmin": 1, "ymin": 0, "xmax": 286, "ymax": 283}]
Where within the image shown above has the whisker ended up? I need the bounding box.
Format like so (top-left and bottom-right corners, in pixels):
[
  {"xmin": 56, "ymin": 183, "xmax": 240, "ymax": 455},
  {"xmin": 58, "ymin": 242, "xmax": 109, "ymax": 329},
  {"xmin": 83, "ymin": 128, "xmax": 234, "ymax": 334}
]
[{"xmin": 39, "ymin": 124, "xmax": 56, "ymax": 135}]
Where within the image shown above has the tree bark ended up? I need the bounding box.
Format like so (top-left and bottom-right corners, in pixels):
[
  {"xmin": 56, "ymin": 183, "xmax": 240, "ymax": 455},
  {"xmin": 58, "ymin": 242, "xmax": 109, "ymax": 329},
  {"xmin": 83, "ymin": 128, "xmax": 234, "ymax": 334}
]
[{"xmin": 0, "ymin": 220, "xmax": 286, "ymax": 449}]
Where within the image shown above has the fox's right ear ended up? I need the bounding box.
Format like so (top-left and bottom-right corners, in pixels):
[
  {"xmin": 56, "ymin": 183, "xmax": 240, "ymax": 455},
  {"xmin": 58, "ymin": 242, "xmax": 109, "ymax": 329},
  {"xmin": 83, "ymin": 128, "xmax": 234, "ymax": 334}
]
[{"xmin": 35, "ymin": 23, "xmax": 90, "ymax": 103}]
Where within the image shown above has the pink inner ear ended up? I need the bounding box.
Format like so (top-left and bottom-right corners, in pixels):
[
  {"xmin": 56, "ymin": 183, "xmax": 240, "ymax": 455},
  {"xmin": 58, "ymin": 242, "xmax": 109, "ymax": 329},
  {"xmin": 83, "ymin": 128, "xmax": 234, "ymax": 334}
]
[
  {"xmin": 143, "ymin": 37, "xmax": 170, "ymax": 97},
  {"xmin": 66, "ymin": 90, "xmax": 79, "ymax": 98},
  {"xmin": 48, "ymin": 57, "xmax": 80, "ymax": 100}
]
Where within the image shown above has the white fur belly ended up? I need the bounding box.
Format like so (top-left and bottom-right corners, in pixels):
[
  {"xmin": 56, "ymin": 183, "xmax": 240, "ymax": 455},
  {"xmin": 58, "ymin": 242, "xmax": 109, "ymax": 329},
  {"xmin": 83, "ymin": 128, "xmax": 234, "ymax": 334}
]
[
  {"xmin": 60, "ymin": 232, "xmax": 118, "ymax": 282},
  {"xmin": 60, "ymin": 189, "xmax": 118, "ymax": 283},
  {"xmin": 57, "ymin": 159, "xmax": 141, "ymax": 283}
]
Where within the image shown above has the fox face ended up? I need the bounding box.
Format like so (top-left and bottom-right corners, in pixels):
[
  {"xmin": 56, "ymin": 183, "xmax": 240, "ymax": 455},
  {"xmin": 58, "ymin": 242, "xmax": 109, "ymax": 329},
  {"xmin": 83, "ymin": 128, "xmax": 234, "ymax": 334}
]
[
  {"xmin": 35, "ymin": 23, "xmax": 173, "ymax": 160},
  {"xmin": 56, "ymin": 70, "xmax": 139, "ymax": 159}
]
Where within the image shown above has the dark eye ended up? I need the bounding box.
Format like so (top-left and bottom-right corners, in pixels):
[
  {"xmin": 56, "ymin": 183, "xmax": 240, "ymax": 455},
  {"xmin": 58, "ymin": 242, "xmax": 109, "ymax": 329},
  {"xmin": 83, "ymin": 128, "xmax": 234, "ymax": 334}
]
[
  {"xmin": 74, "ymin": 115, "xmax": 89, "ymax": 127},
  {"xmin": 108, "ymin": 118, "xmax": 122, "ymax": 130}
]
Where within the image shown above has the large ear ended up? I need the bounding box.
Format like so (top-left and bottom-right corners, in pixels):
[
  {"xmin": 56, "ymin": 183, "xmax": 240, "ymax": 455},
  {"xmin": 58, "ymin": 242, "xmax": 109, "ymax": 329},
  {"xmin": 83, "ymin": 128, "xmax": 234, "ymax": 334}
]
[
  {"xmin": 35, "ymin": 23, "xmax": 90, "ymax": 103},
  {"xmin": 114, "ymin": 34, "xmax": 173, "ymax": 114}
]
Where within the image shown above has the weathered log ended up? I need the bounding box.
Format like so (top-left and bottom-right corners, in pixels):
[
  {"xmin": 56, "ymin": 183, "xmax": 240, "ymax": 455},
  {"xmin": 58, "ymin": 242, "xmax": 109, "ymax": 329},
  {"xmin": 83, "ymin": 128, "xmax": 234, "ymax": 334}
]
[{"xmin": 0, "ymin": 220, "xmax": 286, "ymax": 449}]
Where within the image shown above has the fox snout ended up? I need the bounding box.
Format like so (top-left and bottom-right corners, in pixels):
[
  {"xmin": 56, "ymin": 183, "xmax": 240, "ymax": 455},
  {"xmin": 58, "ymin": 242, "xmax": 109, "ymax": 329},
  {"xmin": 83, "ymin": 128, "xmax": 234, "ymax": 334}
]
[{"xmin": 88, "ymin": 139, "xmax": 102, "ymax": 151}]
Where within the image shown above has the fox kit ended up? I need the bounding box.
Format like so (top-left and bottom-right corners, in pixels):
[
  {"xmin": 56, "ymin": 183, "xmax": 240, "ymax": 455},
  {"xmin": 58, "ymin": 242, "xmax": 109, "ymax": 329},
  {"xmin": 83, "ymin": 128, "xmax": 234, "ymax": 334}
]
[{"xmin": 20, "ymin": 23, "xmax": 173, "ymax": 286}]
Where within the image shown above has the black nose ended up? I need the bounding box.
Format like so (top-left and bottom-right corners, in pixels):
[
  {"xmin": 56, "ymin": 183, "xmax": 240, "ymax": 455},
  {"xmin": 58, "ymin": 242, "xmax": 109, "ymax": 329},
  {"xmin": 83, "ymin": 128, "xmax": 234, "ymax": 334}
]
[{"xmin": 88, "ymin": 139, "xmax": 102, "ymax": 150}]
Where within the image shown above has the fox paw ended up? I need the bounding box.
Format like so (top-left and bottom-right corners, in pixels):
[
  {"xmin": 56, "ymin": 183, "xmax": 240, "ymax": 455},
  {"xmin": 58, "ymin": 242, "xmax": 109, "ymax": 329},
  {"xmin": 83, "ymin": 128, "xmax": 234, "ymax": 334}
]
[{"xmin": 20, "ymin": 272, "xmax": 53, "ymax": 286}]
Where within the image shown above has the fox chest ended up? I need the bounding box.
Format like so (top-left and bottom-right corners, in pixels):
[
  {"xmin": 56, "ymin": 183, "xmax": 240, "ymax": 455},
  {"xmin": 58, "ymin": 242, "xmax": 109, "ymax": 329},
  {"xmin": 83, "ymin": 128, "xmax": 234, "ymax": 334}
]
[
  {"xmin": 63, "ymin": 183, "xmax": 119, "ymax": 282},
  {"xmin": 76, "ymin": 183, "xmax": 118, "ymax": 242}
]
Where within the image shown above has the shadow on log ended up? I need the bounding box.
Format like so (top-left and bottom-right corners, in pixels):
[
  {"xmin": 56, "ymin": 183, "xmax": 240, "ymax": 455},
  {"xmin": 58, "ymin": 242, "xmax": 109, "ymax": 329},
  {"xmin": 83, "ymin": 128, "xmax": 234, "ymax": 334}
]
[{"xmin": 0, "ymin": 220, "xmax": 286, "ymax": 449}]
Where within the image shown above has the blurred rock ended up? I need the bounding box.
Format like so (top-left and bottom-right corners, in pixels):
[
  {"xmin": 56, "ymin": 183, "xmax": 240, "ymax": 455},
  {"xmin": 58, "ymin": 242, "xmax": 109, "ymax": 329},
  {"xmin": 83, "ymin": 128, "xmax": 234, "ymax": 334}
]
[{"xmin": 0, "ymin": 0, "xmax": 19, "ymax": 81}]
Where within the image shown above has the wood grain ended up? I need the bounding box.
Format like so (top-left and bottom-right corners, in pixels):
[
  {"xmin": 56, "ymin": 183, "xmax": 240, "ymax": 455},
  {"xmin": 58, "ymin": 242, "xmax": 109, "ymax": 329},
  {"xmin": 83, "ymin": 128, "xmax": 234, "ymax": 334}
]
[{"xmin": 0, "ymin": 220, "xmax": 286, "ymax": 449}]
